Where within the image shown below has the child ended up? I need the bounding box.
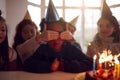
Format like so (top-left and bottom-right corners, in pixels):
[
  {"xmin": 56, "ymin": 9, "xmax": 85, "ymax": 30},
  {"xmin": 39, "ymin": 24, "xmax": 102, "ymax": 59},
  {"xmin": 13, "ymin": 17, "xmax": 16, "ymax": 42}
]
[
  {"xmin": 0, "ymin": 10, "xmax": 17, "ymax": 71},
  {"xmin": 87, "ymin": 1, "xmax": 120, "ymax": 58},
  {"xmin": 23, "ymin": 18, "xmax": 93, "ymax": 73},
  {"xmin": 23, "ymin": 0, "xmax": 93, "ymax": 73},
  {"xmin": 13, "ymin": 19, "xmax": 39, "ymax": 63}
]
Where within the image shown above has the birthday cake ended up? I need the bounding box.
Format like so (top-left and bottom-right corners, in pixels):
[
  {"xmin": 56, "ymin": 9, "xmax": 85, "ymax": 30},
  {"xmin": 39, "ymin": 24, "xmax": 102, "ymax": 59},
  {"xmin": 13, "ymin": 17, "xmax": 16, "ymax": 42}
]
[
  {"xmin": 94, "ymin": 68, "xmax": 114, "ymax": 80},
  {"xmin": 85, "ymin": 68, "xmax": 120, "ymax": 80},
  {"xmin": 75, "ymin": 49, "xmax": 120, "ymax": 80}
]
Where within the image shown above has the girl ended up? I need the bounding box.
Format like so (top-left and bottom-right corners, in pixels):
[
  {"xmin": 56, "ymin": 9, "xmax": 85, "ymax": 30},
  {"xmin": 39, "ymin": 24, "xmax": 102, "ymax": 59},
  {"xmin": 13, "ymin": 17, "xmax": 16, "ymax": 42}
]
[
  {"xmin": 87, "ymin": 0, "xmax": 120, "ymax": 58},
  {"xmin": 0, "ymin": 10, "xmax": 17, "ymax": 71},
  {"xmin": 23, "ymin": 18, "xmax": 93, "ymax": 73},
  {"xmin": 87, "ymin": 15, "xmax": 120, "ymax": 58},
  {"xmin": 13, "ymin": 19, "xmax": 39, "ymax": 64}
]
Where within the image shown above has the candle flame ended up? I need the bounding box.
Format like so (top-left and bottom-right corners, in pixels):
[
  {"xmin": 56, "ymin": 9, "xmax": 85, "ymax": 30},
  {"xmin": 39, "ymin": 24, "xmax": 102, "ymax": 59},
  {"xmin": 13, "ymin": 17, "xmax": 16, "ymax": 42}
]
[
  {"xmin": 99, "ymin": 50, "xmax": 113, "ymax": 63},
  {"xmin": 114, "ymin": 55, "xmax": 119, "ymax": 64},
  {"xmin": 88, "ymin": 43, "xmax": 91, "ymax": 46},
  {"xmin": 104, "ymin": 54, "xmax": 113, "ymax": 62},
  {"xmin": 117, "ymin": 53, "xmax": 120, "ymax": 57},
  {"xmin": 93, "ymin": 55, "xmax": 97, "ymax": 60},
  {"xmin": 99, "ymin": 58, "xmax": 103, "ymax": 63}
]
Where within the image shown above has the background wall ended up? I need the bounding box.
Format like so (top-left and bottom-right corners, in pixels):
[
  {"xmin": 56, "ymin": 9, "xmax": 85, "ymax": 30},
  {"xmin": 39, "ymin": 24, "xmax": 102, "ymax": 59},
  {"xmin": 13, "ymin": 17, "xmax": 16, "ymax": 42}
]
[
  {"xmin": 6, "ymin": 0, "xmax": 27, "ymax": 47},
  {"xmin": 0, "ymin": 0, "xmax": 6, "ymax": 18}
]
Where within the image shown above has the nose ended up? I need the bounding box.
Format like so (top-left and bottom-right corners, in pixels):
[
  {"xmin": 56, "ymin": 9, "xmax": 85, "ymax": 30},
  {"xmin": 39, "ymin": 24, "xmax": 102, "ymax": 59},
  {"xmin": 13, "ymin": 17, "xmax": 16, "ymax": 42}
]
[
  {"xmin": 27, "ymin": 32, "xmax": 33, "ymax": 38},
  {"xmin": 55, "ymin": 37, "xmax": 62, "ymax": 42}
]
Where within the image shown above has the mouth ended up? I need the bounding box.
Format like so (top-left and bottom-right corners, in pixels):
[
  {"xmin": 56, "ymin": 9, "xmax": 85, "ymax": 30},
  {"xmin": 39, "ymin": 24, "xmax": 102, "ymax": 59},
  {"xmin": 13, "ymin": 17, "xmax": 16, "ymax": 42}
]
[
  {"xmin": 26, "ymin": 36, "xmax": 32, "ymax": 40},
  {"xmin": 101, "ymin": 32, "xmax": 108, "ymax": 34}
]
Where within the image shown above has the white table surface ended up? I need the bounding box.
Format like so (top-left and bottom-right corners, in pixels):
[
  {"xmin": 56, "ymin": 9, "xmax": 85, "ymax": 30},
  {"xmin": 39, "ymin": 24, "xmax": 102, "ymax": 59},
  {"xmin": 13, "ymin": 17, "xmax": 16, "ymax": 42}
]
[{"xmin": 0, "ymin": 71, "xmax": 86, "ymax": 80}]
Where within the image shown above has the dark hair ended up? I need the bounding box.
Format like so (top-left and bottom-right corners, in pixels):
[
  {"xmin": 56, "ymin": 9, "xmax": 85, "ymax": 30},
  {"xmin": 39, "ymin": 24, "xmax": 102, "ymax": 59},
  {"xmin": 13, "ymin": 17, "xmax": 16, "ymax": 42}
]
[
  {"xmin": 39, "ymin": 18, "xmax": 46, "ymax": 32},
  {"xmin": 0, "ymin": 10, "xmax": 2, "ymax": 16},
  {"xmin": 39, "ymin": 18, "xmax": 66, "ymax": 32},
  {"xmin": 97, "ymin": 15, "xmax": 120, "ymax": 43},
  {"xmin": 13, "ymin": 19, "xmax": 38, "ymax": 50},
  {"xmin": 0, "ymin": 10, "xmax": 9, "ymax": 70}
]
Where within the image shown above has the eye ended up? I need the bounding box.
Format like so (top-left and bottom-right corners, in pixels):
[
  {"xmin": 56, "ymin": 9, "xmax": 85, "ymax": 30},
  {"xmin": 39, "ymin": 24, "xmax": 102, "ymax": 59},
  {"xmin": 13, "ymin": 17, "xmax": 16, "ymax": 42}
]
[
  {"xmin": 2, "ymin": 29, "xmax": 5, "ymax": 32},
  {"xmin": 106, "ymin": 24, "xmax": 113, "ymax": 28},
  {"xmin": 98, "ymin": 24, "xmax": 103, "ymax": 28},
  {"xmin": 31, "ymin": 29, "xmax": 35, "ymax": 33},
  {"xmin": 23, "ymin": 31, "xmax": 27, "ymax": 34},
  {"xmin": 1, "ymin": 29, "xmax": 6, "ymax": 32}
]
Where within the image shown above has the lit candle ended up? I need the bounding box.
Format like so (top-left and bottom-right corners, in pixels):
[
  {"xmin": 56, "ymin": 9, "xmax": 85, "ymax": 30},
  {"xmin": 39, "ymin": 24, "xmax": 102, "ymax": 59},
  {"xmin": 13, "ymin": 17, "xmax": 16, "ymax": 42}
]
[
  {"xmin": 114, "ymin": 55, "xmax": 120, "ymax": 79},
  {"xmin": 99, "ymin": 57, "xmax": 104, "ymax": 74},
  {"xmin": 114, "ymin": 56, "xmax": 118, "ymax": 70},
  {"xmin": 117, "ymin": 62, "xmax": 120, "ymax": 79},
  {"xmin": 99, "ymin": 58, "xmax": 102, "ymax": 69},
  {"xmin": 88, "ymin": 42, "xmax": 91, "ymax": 46},
  {"xmin": 102, "ymin": 50, "xmax": 107, "ymax": 69},
  {"xmin": 93, "ymin": 55, "xmax": 97, "ymax": 74},
  {"xmin": 104, "ymin": 54, "xmax": 113, "ymax": 69},
  {"xmin": 117, "ymin": 54, "xmax": 120, "ymax": 79}
]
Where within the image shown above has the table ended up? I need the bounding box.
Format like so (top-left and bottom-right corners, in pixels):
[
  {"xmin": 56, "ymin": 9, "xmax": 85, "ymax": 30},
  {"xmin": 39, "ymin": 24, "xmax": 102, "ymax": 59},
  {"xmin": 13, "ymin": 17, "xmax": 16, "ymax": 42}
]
[{"xmin": 0, "ymin": 71, "xmax": 86, "ymax": 80}]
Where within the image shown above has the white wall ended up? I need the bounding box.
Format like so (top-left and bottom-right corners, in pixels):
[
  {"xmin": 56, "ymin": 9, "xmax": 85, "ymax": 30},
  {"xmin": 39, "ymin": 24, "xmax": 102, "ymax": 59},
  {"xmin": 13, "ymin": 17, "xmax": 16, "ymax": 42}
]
[
  {"xmin": 6, "ymin": 0, "xmax": 27, "ymax": 47},
  {"xmin": 0, "ymin": 0, "xmax": 6, "ymax": 18}
]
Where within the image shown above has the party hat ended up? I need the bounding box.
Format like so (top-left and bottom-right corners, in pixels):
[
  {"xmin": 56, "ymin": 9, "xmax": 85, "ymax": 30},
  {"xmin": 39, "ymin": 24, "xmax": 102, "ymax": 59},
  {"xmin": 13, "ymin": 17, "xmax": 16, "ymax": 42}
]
[
  {"xmin": 69, "ymin": 16, "xmax": 79, "ymax": 26},
  {"xmin": 45, "ymin": 0, "xmax": 60, "ymax": 23},
  {"xmin": 101, "ymin": 0, "xmax": 112, "ymax": 17},
  {"xmin": 23, "ymin": 10, "xmax": 32, "ymax": 20}
]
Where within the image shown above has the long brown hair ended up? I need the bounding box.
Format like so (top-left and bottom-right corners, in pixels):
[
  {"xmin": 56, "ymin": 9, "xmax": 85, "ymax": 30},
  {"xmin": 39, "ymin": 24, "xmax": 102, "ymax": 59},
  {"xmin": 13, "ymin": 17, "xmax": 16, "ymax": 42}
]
[
  {"xmin": 13, "ymin": 19, "xmax": 38, "ymax": 50},
  {"xmin": 97, "ymin": 16, "xmax": 120, "ymax": 43},
  {"xmin": 0, "ymin": 10, "xmax": 9, "ymax": 70}
]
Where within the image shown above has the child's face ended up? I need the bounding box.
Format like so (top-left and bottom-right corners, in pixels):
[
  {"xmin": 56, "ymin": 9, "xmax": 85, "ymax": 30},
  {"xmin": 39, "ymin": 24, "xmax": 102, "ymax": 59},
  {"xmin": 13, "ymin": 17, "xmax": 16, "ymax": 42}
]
[
  {"xmin": 0, "ymin": 21, "xmax": 6, "ymax": 44},
  {"xmin": 98, "ymin": 18, "xmax": 115, "ymax": 37},
  {"xmin": 47, "ymin": 23, "xmax": 64, "ymax": 52},
  {"xmin": 22, "ymin": 24, "xmax": 37, "ymax": 41}
]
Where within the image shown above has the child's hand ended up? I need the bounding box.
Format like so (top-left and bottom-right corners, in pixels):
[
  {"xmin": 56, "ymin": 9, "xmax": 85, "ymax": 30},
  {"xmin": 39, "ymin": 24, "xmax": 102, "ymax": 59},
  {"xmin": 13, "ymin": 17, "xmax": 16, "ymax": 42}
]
[
  {"xmin": 36, "ymin": 24, "xmax": 59, "ymax": 43},
  {"xmin": 51, "ymin": 58, "xmax": 60, "ymax": 71},
  {"xmin": 60, "ymin": 23, "xmax": 73, "ymax": 40}
]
